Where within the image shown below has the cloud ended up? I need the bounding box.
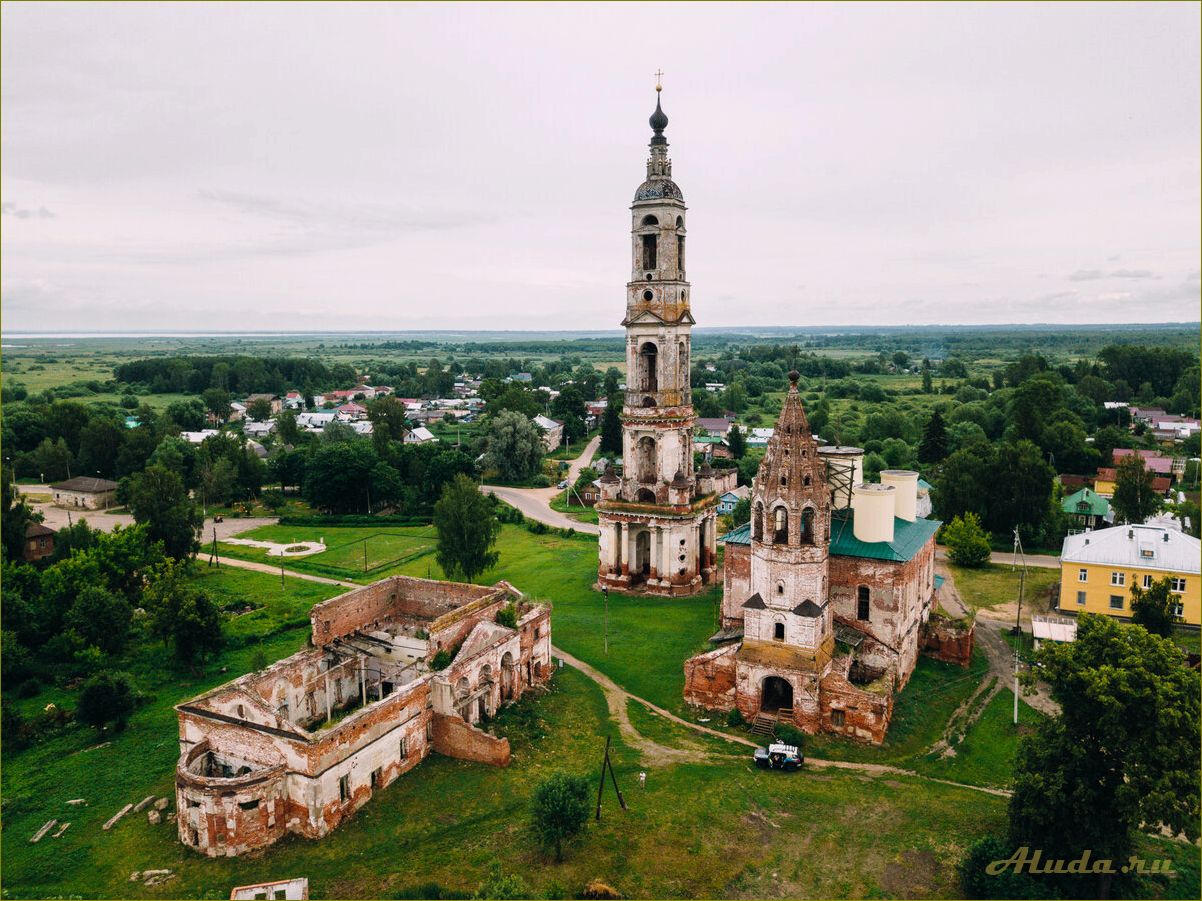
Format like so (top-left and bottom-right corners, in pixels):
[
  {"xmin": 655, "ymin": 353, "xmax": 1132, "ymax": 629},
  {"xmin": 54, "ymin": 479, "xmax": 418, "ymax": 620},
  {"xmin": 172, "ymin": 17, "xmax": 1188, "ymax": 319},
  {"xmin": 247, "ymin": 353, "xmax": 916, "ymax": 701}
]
[
  {"xmin": 1067, "ymin": 268, "xmax": 1158, "ymax": 281},
  {"xmin": 1, "ymin": 202, "xmax": 55, "ymax": 219}
]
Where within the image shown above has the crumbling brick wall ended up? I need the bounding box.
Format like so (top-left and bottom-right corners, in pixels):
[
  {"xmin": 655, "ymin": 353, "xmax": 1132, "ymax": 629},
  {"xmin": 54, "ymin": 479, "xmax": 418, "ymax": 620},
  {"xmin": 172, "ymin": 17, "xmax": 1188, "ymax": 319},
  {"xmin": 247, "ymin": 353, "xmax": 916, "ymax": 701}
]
[
  {"xmin": 819, "ymin": 664, "xmax": 893, "ymax": 745},
  {"xmin": 176, "ymin": 741, "xmax": 289, "ymax": 857},
  {"xmin": 683, "ymin": 644, "xmax": 738, "ymax": 710},
  {"xmin": 922, "ymin": 616, "xmax": 975, "ymax": 668},
  {"xmin": 721, "ymin": 543, "xmax": 751, "ymax": 628},
  {"xmin": 431, "ymin": 713, "xmax": 511, "ymax": 767}
]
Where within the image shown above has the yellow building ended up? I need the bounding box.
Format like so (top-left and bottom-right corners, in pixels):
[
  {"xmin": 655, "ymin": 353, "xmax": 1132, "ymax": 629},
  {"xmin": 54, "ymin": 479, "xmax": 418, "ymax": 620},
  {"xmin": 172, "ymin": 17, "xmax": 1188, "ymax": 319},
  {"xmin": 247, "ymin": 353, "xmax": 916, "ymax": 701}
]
[{"xmin": 1058, "ymin": 525, "xmax": 1201, "ymax": 626}]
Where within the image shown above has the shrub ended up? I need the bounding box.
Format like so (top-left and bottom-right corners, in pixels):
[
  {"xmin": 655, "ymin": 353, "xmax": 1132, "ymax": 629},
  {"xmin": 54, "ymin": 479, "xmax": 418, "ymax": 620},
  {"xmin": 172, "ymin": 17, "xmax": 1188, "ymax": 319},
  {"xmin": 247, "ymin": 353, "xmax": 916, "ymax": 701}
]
[
  {"xmin": 725, "ymin": 708, "xmax": 745, "ymax": 728},
  {"xmin": 496, "ymin": 603, "xmax": 518, "ymax": 629},
  {"xmin": 16, "ymin": 678, "xmax": 41, "ymax": 699},
  {"xmin": 530, "ymin": 772, "xmax": 591, "ymax": 862},
  {"xmin": 775, "ymin": 722, "xmax": 806, "ymax": 749},
  {"xmin": 958, "ymin": 834, "xmax": 1052, "ymax": 899},
  {"xmin": 580, "ymin": 880, "xmax": 622, "ymax": 899},
  {"xmin": 943, "ymin": 512, "xmax": 992, "ymax": 568},
  {"xmin": 430, "ymin": 650, "xmax": 453, "ymax": 671},
  {"xmin": 76, "ymin": 671, "xmax": 135, "ymax": 732}
]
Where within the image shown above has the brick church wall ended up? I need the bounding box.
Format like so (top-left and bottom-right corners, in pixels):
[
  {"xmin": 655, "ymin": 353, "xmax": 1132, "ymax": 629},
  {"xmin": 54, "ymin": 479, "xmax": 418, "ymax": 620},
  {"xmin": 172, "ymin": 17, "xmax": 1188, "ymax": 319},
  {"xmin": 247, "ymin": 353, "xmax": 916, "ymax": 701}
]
[
  {"xmin": 921, "ymin": 615, "xmax": 975, "ymax": 668},
  {"xmin": 682, "ymin": 644, "xmax": 738, "ymax": 710},
  {"xmin": 720, "ymin": 543, "xmax": 751, "ymax": 628},
  {"xmin": 431, "ymin": 713, "xmax": 511, "ymax": 767}
]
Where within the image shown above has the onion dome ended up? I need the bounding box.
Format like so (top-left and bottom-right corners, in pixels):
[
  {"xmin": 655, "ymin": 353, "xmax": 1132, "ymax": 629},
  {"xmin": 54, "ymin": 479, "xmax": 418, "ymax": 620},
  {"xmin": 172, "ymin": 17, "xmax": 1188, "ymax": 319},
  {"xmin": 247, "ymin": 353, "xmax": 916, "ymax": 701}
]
[{"xmin": 649, "ymin": 94, "xmax": 669, "ymax": 144}]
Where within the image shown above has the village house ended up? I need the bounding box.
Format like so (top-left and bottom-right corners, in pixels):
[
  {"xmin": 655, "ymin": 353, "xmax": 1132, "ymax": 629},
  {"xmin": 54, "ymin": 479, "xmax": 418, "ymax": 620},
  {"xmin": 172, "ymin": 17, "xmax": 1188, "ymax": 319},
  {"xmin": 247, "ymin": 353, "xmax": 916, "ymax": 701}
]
[
  {"xmin": 683, "ymin": 374, "xmax": 970, "ymax": 744},
  {"xmin": 230, "ymin": 877, "xmax": 309, "ymax": 900},
  {"xmin": 245, "ymin": 394, "xmax": 283, "ymax": 416},
  {"xmin": 283, "ymin": 391, "xmax": 305, "ymax": 410},
  {"xmin": 181, "ymin": 429, "xmax": 221, "ymax": 444},
  {"xmin": 532, "ymin": 414, "xmax": 563, "ymax": 452},
  {"xmin": 175, "ymin": 575, "xmax": 552, "ymax": 857},
  {"xmin": 49, "ymin": 476, "xmax": 118, "ymax": 510},
  {"xmin": 696, "ymin": 417, "xmax": 735, "ymax": 439},
  {"xmin": 404, "ymin": 426, "xmax": 437, "ymax": 445},
  {"xmin": 244, "ymin": 421, "xmax": 276, "ymax": 439},
  {"xmin": 1061, "ymin": 486, "xmax": 1113, "ymax": 530},
  {"xmin": 1093, "ymin": 467, "xmax": 1172, "ymax": 499},
  {"xmin": 1111, "ymin": 448, "xmax": 1176, "ymax": 478},
  {"xmin": 717, "ymin": 485, "xmax": 751, "ymax": 515},
  {"xmin": 335, "ymin": 402, "xmax": 368, "ymax": 422},
  {"xmin": 1057, "ymin": 524, "xmax": 1200, "ymax": 626},
  {"xmin": 23, "ymin": 522, "xmax": 55, "ymax": 562}
]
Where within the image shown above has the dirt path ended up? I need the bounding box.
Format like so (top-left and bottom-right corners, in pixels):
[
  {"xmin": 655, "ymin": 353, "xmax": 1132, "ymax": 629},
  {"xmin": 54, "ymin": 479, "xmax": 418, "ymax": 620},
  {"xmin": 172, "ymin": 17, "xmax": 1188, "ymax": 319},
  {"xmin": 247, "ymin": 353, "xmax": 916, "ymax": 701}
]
[
  {"xmin": 480, "ymin": 436, "xmax": 602, "ymax": 535},
  {"xmin": 935, "ymin": 547, "xmax": 1059, "ymax": 570},
  {"xmin": 210, "ymin": 554, "xmax": 359, "ymax": 588},
  {"xmin": 552, "ymin": 648, "xmax": 1012, "ymax": 797}
]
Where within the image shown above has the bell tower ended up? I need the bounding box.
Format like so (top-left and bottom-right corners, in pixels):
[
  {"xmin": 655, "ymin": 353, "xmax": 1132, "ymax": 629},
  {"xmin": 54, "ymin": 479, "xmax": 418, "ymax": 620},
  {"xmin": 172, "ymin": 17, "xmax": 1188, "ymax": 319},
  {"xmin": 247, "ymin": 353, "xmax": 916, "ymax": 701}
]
[{"xmin": 597, "ymin": 79, "xmax": 719, "ymax": 596}]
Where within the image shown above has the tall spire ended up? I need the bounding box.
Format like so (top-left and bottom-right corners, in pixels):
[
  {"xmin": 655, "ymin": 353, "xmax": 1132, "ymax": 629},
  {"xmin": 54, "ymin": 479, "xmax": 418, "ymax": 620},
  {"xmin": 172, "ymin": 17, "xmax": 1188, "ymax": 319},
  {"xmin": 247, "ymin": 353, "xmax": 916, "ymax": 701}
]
[{"xmin": 649, "ymin": 94, "xmax": 668, "ymax": 146}]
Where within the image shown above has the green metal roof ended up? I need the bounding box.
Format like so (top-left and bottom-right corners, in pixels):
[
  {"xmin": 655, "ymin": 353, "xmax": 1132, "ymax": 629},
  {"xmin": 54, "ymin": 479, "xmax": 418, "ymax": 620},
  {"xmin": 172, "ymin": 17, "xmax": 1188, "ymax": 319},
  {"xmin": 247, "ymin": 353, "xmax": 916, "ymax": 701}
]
[
  {"xmin": 720, "ymin": 508, "xmax": 940, "ymax": 564},
  {"xmin": 1061, "ymin": 487, "xmax": 1110, "ymax": 517}
]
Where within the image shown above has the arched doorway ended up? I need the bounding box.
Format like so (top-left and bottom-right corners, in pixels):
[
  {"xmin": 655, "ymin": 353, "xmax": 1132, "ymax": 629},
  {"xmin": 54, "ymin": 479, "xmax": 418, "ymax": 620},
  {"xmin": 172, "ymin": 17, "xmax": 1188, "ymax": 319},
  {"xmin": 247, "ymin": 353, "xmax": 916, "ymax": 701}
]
[
  {"xmin": 638, "ymin": 342, "xmax": 658, "ymax": 391},
  {"xmin": 633, "ymin": 530, "xmax": 651, "ymax": 582},
  {"xmin": 761, "ymin": 676, "xmax": 793, "ymax": 713},
  {"xmin": 501, "ymin": 652, "xmax": 515, "ymax": 700}
]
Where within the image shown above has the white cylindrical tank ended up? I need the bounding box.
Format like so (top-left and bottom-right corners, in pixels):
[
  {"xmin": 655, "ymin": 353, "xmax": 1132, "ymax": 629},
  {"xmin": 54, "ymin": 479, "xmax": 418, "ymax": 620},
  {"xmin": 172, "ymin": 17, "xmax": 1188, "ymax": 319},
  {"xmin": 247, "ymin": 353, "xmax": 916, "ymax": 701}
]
[
  {"xmin": 852, "ymin": 483, "xmax": 895, "ymax": 543},
  {"xmin": 818, "ymin": 446, "xmax": 865, "ymax": 510},
  {"xmin": 879, "ymin": 470, "xmax": 919, "ymax": 522}
]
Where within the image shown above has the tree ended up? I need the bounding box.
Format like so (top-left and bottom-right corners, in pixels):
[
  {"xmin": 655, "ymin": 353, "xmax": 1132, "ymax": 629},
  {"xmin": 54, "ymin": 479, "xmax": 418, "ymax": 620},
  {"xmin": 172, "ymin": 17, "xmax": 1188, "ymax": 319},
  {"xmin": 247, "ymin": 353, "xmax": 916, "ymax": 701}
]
[
  {"xmin": 142, "ymin": 559, "xmax": 224, "ymax": 668},
  {"xmin": 988, "ymin": 440, "xmax": 1055, "ymax": 540},
  {"xmin": 602, "ymin": 367, "xmax": 621, "ymax": 398},
  {"xmin": 727, "ymin": 424, "xmax": 746, "ymax": 459},
  {"xmin": 1008, "ymin": 615, "xmax": 1199, "ymax": 897},
  {"xmin": 1, "ymin": 468, "xmax": 40, "ymax": 563},
  {"xmin": 246, "ymin": 397, "xmax": 274, "ymax": 421},
  {"xmin": 921, "ymin": 359, "xmax": 933, "ymax": 394},
  {"xmin": 30, "ymin": 437, "xmax": 73, "ymax": 482},
  {"xmin": 480, "ymin": 411, "xmax": 544, "ymax": 482},
  {"xmin": 529, "ymin": 771, "xmax": 590, "ymax": 862},
  {"xmin": 434, "ymin": 475, "xmax": 500, "ymax": 583},
  {"xmin": 302, "ymin": 442, "xmax": 381, "ymax": 514},
  {"xmin": 942, "ymin": 513, "xmax": 991, "ymax": 567},
  {"xmin": 65, "ymin": 585, "xmax": 133, "ymax": 655},
  {"xmin": 77, "ymin": 671, "xmax": 136, "ymax": 731},
  {"xmin": 551, "ymin": 385, "xmax": 587, "ymax": 444},
  {"xmin": 1129, "ymin": 576, "xmax": 1178, "ymax": 638},
  {"xmin": 76, "ymin": 417, "xmax": 124, "ymax": 478},
  {"xmin": 276, "ymin": 408, "xmax": 302, "ymax": 446},
  {"xmin": 368, "ymin": 395, "xmax": 409, "ymax": 442},
  {"xmin": 1112, "ymin": 455, "xmax": 1160, "ymax": 524},
  {"xmin": 164, "ymin": 398, "xmax": 207, "ymax": 431},
  {"xmin": 599, "ymin": 402, "xmax": 622, "ymax": 456},
  {"xmin": 730, "ymin": 496, "xmax": 751, "ymax": 526},
  {"xmin": 201, "ymin": 387, "xmax": 231, "ymax": 421},
  {"xmin": 122, "ymin": 464, "xmax": 202, "ymax": 559},
  {"xmin": 917, "ymin": 409, "xmax": 948, "ymax": 464}
]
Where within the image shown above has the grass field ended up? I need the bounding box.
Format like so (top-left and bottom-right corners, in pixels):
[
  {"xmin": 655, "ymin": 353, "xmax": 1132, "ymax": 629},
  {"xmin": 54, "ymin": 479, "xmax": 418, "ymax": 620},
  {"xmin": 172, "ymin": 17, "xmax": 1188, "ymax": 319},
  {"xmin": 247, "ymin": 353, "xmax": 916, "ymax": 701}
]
[
  {"xmin": 948, "ymin": 562, "xmax": 1061, "ymax": 612},
  {"xmin": 917, "ymin": 688, "xmax": 1043, "ymax": 789},
  {"xmin": 549, "ymin": 490, "xmax": 601, "ymax": 525}
]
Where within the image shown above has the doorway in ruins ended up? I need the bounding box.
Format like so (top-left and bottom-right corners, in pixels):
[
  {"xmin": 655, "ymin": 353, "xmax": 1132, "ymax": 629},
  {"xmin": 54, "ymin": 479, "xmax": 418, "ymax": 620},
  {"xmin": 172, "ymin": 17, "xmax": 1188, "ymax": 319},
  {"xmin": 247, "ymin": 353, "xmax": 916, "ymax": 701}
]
[
  {"xmin": 633, "ymin": 530, "xmax": 651, "ymax": 583},
  {"xmin": 501, "ymin": 652, "xmax": 515, "ymax": 700},
  {"xmin": 761, "ymin": 676, "xmax": 794, "ymax": 714}
]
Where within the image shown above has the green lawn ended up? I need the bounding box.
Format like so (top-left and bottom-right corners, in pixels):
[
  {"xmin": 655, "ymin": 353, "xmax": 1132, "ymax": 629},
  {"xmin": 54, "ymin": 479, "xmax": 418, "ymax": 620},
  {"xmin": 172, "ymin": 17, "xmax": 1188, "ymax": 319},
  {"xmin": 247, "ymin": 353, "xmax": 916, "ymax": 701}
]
[
  {"xmin": 949, "ymin": 562, "xmax": 1061, "ymax": 612},
  {"xmin": 916, "ymin": 688, "xmax": 1044, "ymax": 789},
  {"xmin": 549, "ymin": 490, "xmax": 600, "ymax": 524},
  {"xmin": 2, "ymin": 664, "xmax": 1019, "ymax": 899}
]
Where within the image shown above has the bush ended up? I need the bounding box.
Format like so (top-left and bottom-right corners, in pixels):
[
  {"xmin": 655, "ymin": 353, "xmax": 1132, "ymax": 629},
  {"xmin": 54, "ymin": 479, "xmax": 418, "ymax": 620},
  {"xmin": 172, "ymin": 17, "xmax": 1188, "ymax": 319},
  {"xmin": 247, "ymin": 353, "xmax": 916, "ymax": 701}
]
[
  {"xmin": 261, "ymin": 488, "xmax": 286, "ymax": 512},
  {"xmin": 580, "ymin": 880, "xmax": 622, "ymax": 899},
  {"xmin": 943, "ymin": 512, "xmax": 992, "ymax": 568},
  {"xmin": 775, "ymin": 722, "xmax": 806, "ymax": 749},
  {"xmin": 958, "ymin": 834, "xmax": 1052, "ymax": 899},
  {"xmin": 76, "ymin": 671, "xmax": 136, "ymax": 732},
  {"xmin": 430, "ymin": 650, "xmax": 453, "ymax": 671},
  {"xmin": 530, "ymin": 772, "xmax": 591, "ymax": 862},
  {"xmin": 496, "ymin": 603, "xmax": 518, "ymax": 629},
  {"xmin": 725, "ymin": 708, "xmax": 745, "ymax": 728},
  {"xmin": 16, "ymin": 677, "xmax": 41, "ymax": 699}
]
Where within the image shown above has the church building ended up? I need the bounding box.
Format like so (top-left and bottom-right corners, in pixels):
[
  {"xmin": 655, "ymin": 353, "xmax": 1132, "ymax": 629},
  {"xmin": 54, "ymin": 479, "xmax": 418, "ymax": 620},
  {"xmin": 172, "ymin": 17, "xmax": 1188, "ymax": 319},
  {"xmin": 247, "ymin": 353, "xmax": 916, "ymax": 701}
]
[
  {"xmin": 683, "ymin": 373, "xmax": 972, "ymax": 743},
  {"xmin": 595, "ymin": 85, "xmax": 721, "ymax": 596}
]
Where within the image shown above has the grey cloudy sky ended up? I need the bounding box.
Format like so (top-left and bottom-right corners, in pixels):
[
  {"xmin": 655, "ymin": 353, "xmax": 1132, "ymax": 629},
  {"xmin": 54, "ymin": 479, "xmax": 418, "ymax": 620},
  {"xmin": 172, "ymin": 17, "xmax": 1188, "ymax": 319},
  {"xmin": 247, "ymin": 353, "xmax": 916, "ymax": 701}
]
[{"xmin": 2, "ymin": 1, "xmax": 1199, "ymax": 332}]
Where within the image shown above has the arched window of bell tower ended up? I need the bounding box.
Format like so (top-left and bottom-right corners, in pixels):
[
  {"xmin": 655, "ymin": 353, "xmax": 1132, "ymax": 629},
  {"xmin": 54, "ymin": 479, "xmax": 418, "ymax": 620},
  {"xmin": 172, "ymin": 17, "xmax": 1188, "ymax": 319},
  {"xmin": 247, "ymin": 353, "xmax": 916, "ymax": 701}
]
[
  {"xmin": 773, "ymin": 507, "xmax": 789, "ymax": 545},
  {"xmin": 641, "ymin": 214, "xmax": 659, "ymax": 227},
  {"xmin": 675, "ymin": 215, "xmax": 684, "ymax": 228},
  {"xmin": 641, "ymin": 234, "xmax": 658, "ymax": 269},
  {"xmin": 638, "ymin": 342, "xmax": 658, "ymax": 392},
  {"xmin": 753, "ymin": 503, "xmax": 764, "ymax": 542},
  {"xmin": 800, "ymin": 508, "xmax": 815, "ymax": 545}
]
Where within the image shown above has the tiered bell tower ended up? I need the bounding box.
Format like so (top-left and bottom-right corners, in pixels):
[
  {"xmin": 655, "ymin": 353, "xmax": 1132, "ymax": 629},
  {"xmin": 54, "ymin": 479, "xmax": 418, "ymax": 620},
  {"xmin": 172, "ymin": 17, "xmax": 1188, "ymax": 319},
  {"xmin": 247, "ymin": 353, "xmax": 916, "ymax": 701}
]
[{"xmin": 597, "ymin": 81, "xmax": 720, "ymax": 596}]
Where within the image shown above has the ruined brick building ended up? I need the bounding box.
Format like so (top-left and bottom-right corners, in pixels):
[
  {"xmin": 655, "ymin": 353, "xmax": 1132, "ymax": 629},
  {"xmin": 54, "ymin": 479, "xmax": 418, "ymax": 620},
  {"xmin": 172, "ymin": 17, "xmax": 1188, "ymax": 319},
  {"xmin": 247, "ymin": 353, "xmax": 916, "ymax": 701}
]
[
  {"xmin": 596, "ymin": 84, "xmax": 721, "ymax": 596},
  {"xmin": 174, "ymin": 576, "xmax": 551, "ymax": 856},
  {"xmin": 684, "ymin": 373, "xmax": 969, "ymax": 743}
]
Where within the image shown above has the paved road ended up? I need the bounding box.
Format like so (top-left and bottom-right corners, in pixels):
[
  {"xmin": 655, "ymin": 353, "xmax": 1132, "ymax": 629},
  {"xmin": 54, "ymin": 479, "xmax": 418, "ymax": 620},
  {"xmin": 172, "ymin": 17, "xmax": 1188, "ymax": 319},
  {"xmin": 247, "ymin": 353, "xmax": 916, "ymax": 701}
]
[
  {"xmin": 481, "ymin": 435, "xmax": 602, "ymax": 535},
  {"xmin": 936, "ymin": 547, "xmax": 1059, "ymax": 570},
  {"xmin": 30, "ymin": 500, "xmax": 276, "ymax": 543}
]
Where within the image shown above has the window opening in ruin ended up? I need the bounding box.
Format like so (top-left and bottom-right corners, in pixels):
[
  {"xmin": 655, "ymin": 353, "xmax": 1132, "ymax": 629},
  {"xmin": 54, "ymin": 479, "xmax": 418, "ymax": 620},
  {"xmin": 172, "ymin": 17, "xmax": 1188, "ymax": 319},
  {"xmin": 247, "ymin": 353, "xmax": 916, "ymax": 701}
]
[
  {"xmin": 832, "ymin": 709, "xmax": 846, "ymax": 727},
  {"xmin": 338, "ymin": 774, "xmax": 350, "ymax": 803},
  {"xmin": 642, "ymin": 214, "xmax": 659, "ymax": 226},
  {"xmin": 639, "ymin": 342, "xmax": 658, "ymax": 392},
  {"xmin": 371, "ymin": 768, "xmax": 381, "ymax": 789},
  {"xmin": 780, "ymin": 475, "xmax": 787, "ymax": 487},
  {"xmin": 777, "ymin": 582, "xmax": 785, "ymax": 595},
  {"xmin": 803, "ymin": 475, "xmax": 811, "ymax": 486},
  {"xmin": 676, "ymin": 215, "xmax": 684, "ymax": 228},
  {"xmin": 189, "ymin": 827, "xmax": 199, "ymax": 845},
  {"xmin": 239, "ymin": 799, "xmax": 260, "ymax": 811},
  {"xmin": 399, "ymin": 737, "xmax": 408, "ymax": 759},
  {"xmin": 800, "ymin": 508, "xmax": 814, "ymax": 545},
  {"xmin": 641, "ymin": 234, "xmax": 657, "ymax": 269},
  {"xmin": 761, "ymin": 676, "xmax": 793, "ymax": 712},
  {"xmin": 753, "ymin": 503, "xmax": 764, "ymax": 541},
  {"xmin": 857, "ymin": 586, "xmax": 870, "ymax": 621},
  {"xmin": 677, "ymin": 236, "xmax": 685, "ymax": 273},
  {"xmin": 773, "ymin": 507, "xmax": 789, "ymax": 544},
  {"xmin": 773, "ymin": 622, "xmax": 785, "ymax": 641},
  {"xmin": 643, "ymin": 289, "xmax": 654, "ymax": 302}
]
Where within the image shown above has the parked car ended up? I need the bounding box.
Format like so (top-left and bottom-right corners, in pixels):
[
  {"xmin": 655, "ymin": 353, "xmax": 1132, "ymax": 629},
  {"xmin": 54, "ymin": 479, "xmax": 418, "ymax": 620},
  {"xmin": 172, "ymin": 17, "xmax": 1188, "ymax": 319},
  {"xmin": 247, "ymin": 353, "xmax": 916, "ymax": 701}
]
[
  {"xmin": 753, "ymin": 743, "xmax": 803, "ymax": 771},
  {"xmin": 557, "ymin": 480, "xmax": 568, "ymax": 489}
]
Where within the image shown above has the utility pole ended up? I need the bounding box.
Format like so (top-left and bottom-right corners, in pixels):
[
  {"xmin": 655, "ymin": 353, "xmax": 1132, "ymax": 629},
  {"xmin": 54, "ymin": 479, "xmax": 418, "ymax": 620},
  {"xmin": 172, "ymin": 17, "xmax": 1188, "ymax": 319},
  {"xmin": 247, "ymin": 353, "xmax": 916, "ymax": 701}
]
[
  {"xmin": 602, "ymin": 586, "xmax": 609, "ymax": 655},
  {"xmin": 1013, "ymin": 645, "xmax": 1020, "ymax": 726},
  {"xmin": 1011, "ymin": 527, "xmax": 1027, "ymax": 636}
]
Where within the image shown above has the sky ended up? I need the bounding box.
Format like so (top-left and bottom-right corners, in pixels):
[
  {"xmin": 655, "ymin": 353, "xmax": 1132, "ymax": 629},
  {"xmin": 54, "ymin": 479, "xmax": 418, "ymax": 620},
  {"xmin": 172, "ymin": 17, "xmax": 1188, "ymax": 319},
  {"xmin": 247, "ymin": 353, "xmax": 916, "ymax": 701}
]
[{"xmin": 2, "ymin": 1, "xmax": 1199, "ymax": 332}]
